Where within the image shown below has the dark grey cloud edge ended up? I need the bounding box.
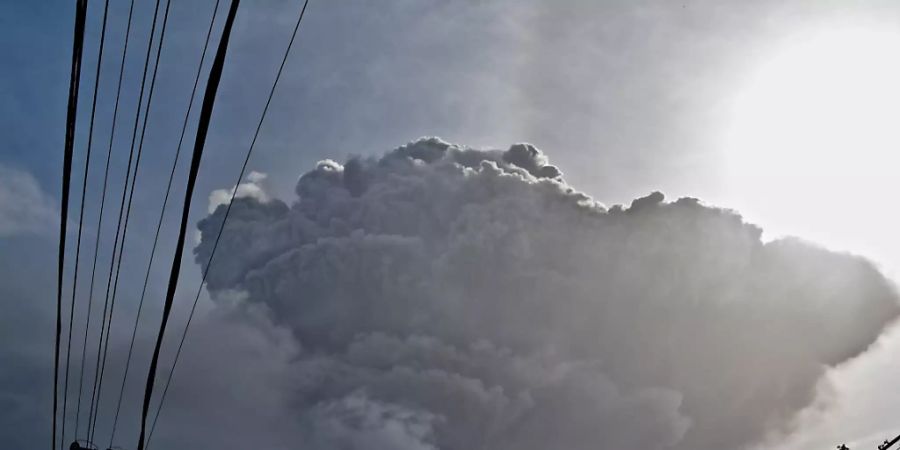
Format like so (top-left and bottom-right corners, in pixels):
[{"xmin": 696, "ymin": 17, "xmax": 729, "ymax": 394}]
[{"xmin": 184, "ymin": 137, "xmax": 898, "ymax": 450}]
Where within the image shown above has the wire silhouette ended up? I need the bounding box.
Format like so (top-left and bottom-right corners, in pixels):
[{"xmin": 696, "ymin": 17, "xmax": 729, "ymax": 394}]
[
  {"xmin": 61, "ymin": 0, "xmax": 110, "ymax": 447},
  {"xmin": 837, "ymin": 433, "xmax": 900, "ymax": 450},
  {"xmin": 144, "ymin": 1, "xmax": 311, "ymax": 444},
  {"xmin": 107, "ymin": 1, "xmax": 223, "ymax": 446},
  {"xmin": 135, "ymin": 1, "xmax": 242, "ymax": 449},
  {"xmin": 89, "ymin": 0, "xmax": 171, "ymax": 441},
  {"xmin": 55, "ymin": 1, "xmax": 88, "ymax": 449},
  {"xmin": 880, "ymin": 435, "xmax": 900, "ymax": 450},
  {"xmin": 74, "ymin": 0, "xmax": 136, "ymax": 440},
  {"xmin": 86, "ymin": 0, "xmax": 163, "ymax": 441}
]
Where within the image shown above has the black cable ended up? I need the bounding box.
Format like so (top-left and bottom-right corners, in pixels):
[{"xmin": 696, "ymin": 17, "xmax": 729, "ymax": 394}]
[
  {"xmin": 145, "ymin": 1, "xmax": 311, "ymax": 445},
  {"xmin": 92, "ymin": 0, "xmax": 173, "ymax": 437},
  {"xmin": 880, "ymin": 435, "xmax": 900, "ymax": 450},
  {"xmin": 74, "ymin": 0, "xmax": 135, "ymax": 439},
  {"xmin": 55, "ymin": 1, "xmax": 88, "ymax": 450},
  {"xmin": 86, "ymin": 0, "xmax": 163, "ymax": 441},
  {"xmin": 107, "ymin": 1, "xmax": 222, "ymax": 445},
  {"xmin": 136, "ymin": 2, "xmax": 241, "ymax": 449},
  {"xmin": 89, "ymin": 0, "xmax": 169, "ymax": 441},
  {"xmin": 61, "ymin": 1, "xmax": 109, "ymax": 448}
]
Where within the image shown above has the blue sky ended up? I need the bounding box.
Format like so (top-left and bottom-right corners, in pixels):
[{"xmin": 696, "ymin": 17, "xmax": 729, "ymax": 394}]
[{"xmin": 4, "ymin": 1, "xmax": 900, "ymax": 449}]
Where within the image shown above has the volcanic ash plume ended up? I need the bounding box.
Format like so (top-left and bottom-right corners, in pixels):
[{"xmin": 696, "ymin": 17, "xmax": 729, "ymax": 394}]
[{"xmin": 193, "ymin": 137, "xmax": 899, "ymax": 450}]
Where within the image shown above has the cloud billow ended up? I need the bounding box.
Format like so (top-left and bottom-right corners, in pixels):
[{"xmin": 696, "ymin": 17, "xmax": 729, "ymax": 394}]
[{"xmin": 193, "ymin": 137, "xmax": 898, "ymax": 450}]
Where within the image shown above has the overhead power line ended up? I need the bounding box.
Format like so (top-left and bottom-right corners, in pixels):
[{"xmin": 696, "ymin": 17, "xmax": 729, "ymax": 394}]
[
  {"xmin": 144, "ymin": 1, "xmax": 311, "ymax": 445},
  {"xmin": 86, "ymin": 0, "xmax": 162, "ymax": 441},
  {"xmin": 88, "ymin": 0, "xmax": 170, "ymax": 442},
  {"xmin": 74, "ymin": 0, "xmax": 136, "ymax": 440},
  {"xmin": 107, "ymin": 1, "xmax": 223, "ymax": 446},
  {"xmin": 879, "ymin": 435, "xmax": 900, "ymax": 450},
  {"xmin": 61, "ymin": 0, "xmax": 110, "ymax": 448},
  {"xmin": 55, "ymin": 1, "xmax": 89, "ymax": 450},
  {"xmin": 839, "ymin": 434, "xmax": 900, "ymax": 450},
  {"xmin": 135, "ymin": 1, "xmax": 242, "ymax": 449}
]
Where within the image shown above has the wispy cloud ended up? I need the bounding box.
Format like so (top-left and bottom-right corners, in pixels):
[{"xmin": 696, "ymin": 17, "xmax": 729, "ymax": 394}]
[{"xmin": 0, "ymin": 164, "xmax": 56, "ymax": 237}]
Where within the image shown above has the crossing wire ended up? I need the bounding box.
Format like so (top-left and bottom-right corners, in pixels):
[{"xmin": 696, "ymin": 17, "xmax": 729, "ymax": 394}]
[
  {"xmin": 86, "ymin": 0, "xmax": 163, "ymax": 441},
  {"xmin": 136, "ymin": 1, "xmax": 242, "ymax": 449},
  {"xmin": 55, "ymin": 1, "xmax": 88, "ymax": 449},
  {"xmin": 145, "ymin": 1, "xmax": 311, "ymax": 445},
  {"xmin": 61, "ymin": 0, "xmax": 110, "ymax": 448},
  {"xmin": 108, "ymin": 1, "xmax": 223, "ymax": 446},
  {"xmin": 89, "ymin": 0, "xmax": 171, "ymax": 441},
  {"xmin": 74, "ymin": 0, "xmax": 136, "ymax": 440}
]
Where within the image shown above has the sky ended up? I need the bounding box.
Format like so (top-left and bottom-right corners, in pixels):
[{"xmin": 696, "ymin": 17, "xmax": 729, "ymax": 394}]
[{"xmin": 2, "ymin": 0, "xmax": 900, "ymax": 449}]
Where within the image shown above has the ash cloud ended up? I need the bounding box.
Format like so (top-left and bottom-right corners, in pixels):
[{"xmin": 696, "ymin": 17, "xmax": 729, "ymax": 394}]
[{"xmin": 191, "ymin": 137, "xmax": 899, "ymax": 450}]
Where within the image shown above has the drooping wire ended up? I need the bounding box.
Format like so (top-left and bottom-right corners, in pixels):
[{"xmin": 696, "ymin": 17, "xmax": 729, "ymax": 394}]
[
  {"xmin": 135, "ymin": 2, "xmax": 242, "ymax": 449},
  {"xmin": 107, "ymin": 1, "xmax": 223, "ymax": 446},
  {"xmin": 86, "ymin": 0, "xmax": 164, "ymax": 441},
  {"xmin": 61, "ymin": 1, "xmax": 110, "ymax": 448},
  {"xmin": 89, "ymin": 0, "xmax": 171, "ymax": 441},
  {"xmin": 145, "ymin": 1, "xmax": 311, "ymax": 446},
  {"xmin": 55, "ymin": 1, "xmax": 89, "ymax": 449},
  {"xmin": 74, "ymin": 0, "xmax": 136, "ymax": 439}
]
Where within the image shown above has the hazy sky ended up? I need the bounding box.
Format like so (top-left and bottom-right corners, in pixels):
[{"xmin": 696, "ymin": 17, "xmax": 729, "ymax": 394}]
[{"xmin": 2, "ymin": 0, "xmax": 900, "ymax": 449}]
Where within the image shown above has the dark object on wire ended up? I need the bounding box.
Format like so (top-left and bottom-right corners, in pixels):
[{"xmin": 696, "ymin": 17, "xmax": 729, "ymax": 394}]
[
  {"xmin": 68, "ymin": 440, "xmax": 98, "ymax": 450},
  {"xmin": 56, "ymin": 1, "xmax": 89, "ymax": 450},
  {"xmin": 879, "ymin": 435, "xmax": 900, "ymax": 450},
  {"xmin": 837, "ymin": 433, "xmax": 900, "ymax": 450},
  {"xmin": 135, "ymin": 1, "xmax": 242, "ymax": 449}
]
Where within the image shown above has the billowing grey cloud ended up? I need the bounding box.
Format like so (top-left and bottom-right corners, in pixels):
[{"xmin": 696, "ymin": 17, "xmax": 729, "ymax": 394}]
[
  {"xmin": 190, "ymin": 137, "xmax": 898, "ymax": 450},
  {"xmin": 0, "ymin": 164, "xmax": 57, "ymax": 237}
]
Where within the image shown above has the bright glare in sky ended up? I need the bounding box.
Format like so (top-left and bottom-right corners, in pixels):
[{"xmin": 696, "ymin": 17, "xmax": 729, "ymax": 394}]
[{"xmin": 724, "ymin": 26, "xmax": 900, "ymax": 275}]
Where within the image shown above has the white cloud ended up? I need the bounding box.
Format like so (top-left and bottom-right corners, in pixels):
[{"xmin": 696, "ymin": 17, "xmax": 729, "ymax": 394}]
[
  {"xmin": 0, "ymin": 164, "xmax": 57, "ymax": 237},
  {"xmin": 207, "ymin": 171, "xmax": 270, "ymax": 214}
]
